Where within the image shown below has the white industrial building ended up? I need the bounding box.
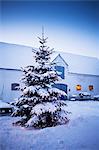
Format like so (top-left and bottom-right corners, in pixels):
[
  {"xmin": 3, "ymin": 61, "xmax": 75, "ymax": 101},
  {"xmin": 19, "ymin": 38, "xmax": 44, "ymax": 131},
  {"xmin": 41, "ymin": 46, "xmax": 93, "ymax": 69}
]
[{"xmin": 0, "ymin": 42, "xmax": 99, "ymax": 102}]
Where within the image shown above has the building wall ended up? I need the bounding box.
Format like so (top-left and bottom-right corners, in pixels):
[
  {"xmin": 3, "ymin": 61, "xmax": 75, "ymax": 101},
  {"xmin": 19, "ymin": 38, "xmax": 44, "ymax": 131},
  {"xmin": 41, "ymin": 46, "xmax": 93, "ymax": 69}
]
[
  {"xmin": 53, "ymin": 55, "xmax": 99, "ymax": 98},
  {"xmin": 0, "ymin": 43, "xmax": 99, "ymax": 102},
  {"xmin": 66, "ymin": 73, "xmax": 99, "ymax": 97},
  {"xmin": 0, "ymin": 60, "xmax": 99, "ymax": 102},
  {"xmin": 0, "ymin": 69, "xmax": 22, "ymax": 102}
]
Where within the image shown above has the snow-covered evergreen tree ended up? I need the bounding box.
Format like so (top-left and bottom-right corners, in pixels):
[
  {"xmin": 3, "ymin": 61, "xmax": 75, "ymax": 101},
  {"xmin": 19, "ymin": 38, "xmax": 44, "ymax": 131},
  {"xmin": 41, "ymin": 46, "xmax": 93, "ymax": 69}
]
[{"xmin": 12, "ymin": 30, "xmax": 69, "ymax": 128}]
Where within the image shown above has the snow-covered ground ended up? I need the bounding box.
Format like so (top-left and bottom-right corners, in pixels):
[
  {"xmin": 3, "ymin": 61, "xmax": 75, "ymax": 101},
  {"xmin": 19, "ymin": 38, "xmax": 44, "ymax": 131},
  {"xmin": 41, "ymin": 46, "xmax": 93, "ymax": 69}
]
[{"xmin": 0, "ymin": 101, "xmax": 99, "ymax": 150}]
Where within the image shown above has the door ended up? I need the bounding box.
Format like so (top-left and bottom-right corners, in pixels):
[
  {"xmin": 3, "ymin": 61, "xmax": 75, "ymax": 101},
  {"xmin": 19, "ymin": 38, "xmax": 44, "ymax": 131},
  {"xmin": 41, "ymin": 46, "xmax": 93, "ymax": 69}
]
[{"xmin": 52, "ymin": 83, "xmax": 67, "ymax": 100}]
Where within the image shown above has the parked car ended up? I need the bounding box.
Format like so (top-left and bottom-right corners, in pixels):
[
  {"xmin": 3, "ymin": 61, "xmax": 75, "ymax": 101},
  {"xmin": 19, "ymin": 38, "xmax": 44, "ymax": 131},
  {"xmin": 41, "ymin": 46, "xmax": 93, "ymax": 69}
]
[
  {"xmin": 0, "ymin": 101, "xmax": 13, "ymax": 115},
  {"xmin": 78, "ymin": 92, "xmax": 91, "ymax": 100},
  {"xmin": 70, "ymin": 92, "xmax": 92, "ymax": 101},
  {"xmin": 93, "ymin": 95, "xmax": 99, "ymax": 101},
  {"xmin": 69, "ymin": 95, "xmax": 77, "ymax": 101}
]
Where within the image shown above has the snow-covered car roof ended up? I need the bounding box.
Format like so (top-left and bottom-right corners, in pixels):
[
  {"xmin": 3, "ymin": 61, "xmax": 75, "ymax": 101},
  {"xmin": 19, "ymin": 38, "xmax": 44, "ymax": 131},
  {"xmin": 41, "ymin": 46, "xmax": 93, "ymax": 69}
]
[
  {"xmin": 79, "ymin": 92, "xmax": 91, "ymax": 96},
  {"xmin": 93, "ymin": 95, "xmax": 99, "ymax": 98},
  {"xmin": 0, "ymin": 101, "xmax": 13, "ymax": 109}
]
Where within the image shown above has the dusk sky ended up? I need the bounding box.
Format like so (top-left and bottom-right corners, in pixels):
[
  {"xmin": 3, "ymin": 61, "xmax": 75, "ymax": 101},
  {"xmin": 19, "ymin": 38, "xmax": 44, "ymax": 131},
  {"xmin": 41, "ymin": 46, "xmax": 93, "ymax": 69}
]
[{"xmin": 1, "ymin": 1, "xmax": 99, "ymax": 57}]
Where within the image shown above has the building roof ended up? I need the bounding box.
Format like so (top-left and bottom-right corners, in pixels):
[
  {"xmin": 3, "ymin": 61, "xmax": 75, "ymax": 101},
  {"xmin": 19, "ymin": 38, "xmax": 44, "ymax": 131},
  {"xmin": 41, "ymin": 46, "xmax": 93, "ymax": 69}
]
[
  {"xmin": 0, "ymin": 42, "xmax": 99, "ymax": 76},
  {"xmin": 0, "ymin": 42, "xmax": 34, "ymax": 69},
  {"xmin": 52, "ymin": 52, "xmax": 99, "ymax": 76}
]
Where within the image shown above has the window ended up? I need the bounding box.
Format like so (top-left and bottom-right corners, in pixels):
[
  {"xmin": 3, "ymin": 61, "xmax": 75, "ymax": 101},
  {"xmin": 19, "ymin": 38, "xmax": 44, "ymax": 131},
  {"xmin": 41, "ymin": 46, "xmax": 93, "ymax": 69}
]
[
  {"xmin": 76, "ymin": 85, "xmax": 81, "ymax": 91},
  {"xmin": 55, "ymin": 66, "xmax": 65, "ymax": 79},
  {"xmin": 89, "ymin": 85, "xmax": 93, "ymax": 91},
  {"xmin": 11, "ymin": 83, "xmax": 20, "ymax": 91}
]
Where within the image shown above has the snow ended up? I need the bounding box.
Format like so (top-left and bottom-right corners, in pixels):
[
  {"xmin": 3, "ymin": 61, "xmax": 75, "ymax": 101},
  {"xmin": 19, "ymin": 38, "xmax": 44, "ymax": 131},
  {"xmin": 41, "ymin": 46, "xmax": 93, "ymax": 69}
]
[
  {"xmin": 79, "ymin": 92, "xmax": 91, "ymax": 96},
  {"xmin": 1, "ymin": 42, "xmax": 99, "ymax": 76},
  {"xmin": 41, "ymin": 71, "xmax": 56, "ymax": 78},
  {"xmin": 65, "ymin": 101, "xmax": 99, "ymax": 120},
  {"xmin": 94, "ymin": 95, "xmax": 99, "ymax": 98},
  {"xmin": 48, "ymin": 87, "xmax": 67, "ymax": 96},
  {"xmin": 23, "ymin": 86, "xmax": 36, "ymax": 95},
  {"xmin": 22, "ymin": 104, "xmax": 29, "ymax": 108},
  {"xmin": 0, "ymin": 101, "xmax": 13, "ymax": 108},
  {"xmin": 37, "ymin": 89, "xmax": 49, "ymax": 98},
  {"xmin": 31, "ymin": 102, "xmax": 59, "ymax": 115},
  {"xmin": 52, "ymin": 52, "xmax": 99, "ymax": 76},
  {"xmin": 0, "ymin": 42, "xmax": 34, "ymax": 69},
  {"xmin": 0, "ymin": 101, "xmax": 99, "ymax": 150},
  {"xmin": 26, "ymin": 116, "xmax": 39, "ymax": 127}
]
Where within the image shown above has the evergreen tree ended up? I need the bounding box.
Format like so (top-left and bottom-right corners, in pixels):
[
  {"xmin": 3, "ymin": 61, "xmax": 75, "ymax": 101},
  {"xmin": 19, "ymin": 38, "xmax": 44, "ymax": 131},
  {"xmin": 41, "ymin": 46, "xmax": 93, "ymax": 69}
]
[{"xmin": 12, "ymin": 30, "xmax": 69, "ymax": 128}]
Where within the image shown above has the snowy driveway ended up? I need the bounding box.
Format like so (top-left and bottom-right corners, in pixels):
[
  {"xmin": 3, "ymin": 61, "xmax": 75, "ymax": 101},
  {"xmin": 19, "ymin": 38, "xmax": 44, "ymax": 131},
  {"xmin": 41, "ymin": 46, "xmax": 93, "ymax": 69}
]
[{"xmin": 0, "ymin": 101, "xmax": 99, "ymax": 150}]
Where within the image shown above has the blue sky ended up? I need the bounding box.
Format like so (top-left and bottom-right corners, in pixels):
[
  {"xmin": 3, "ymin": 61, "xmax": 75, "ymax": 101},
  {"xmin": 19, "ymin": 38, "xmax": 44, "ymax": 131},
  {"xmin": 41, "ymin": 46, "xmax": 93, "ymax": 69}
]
[{"xmin": 1, "ymin": 1, "xmax": 99, "ymax": 57}]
